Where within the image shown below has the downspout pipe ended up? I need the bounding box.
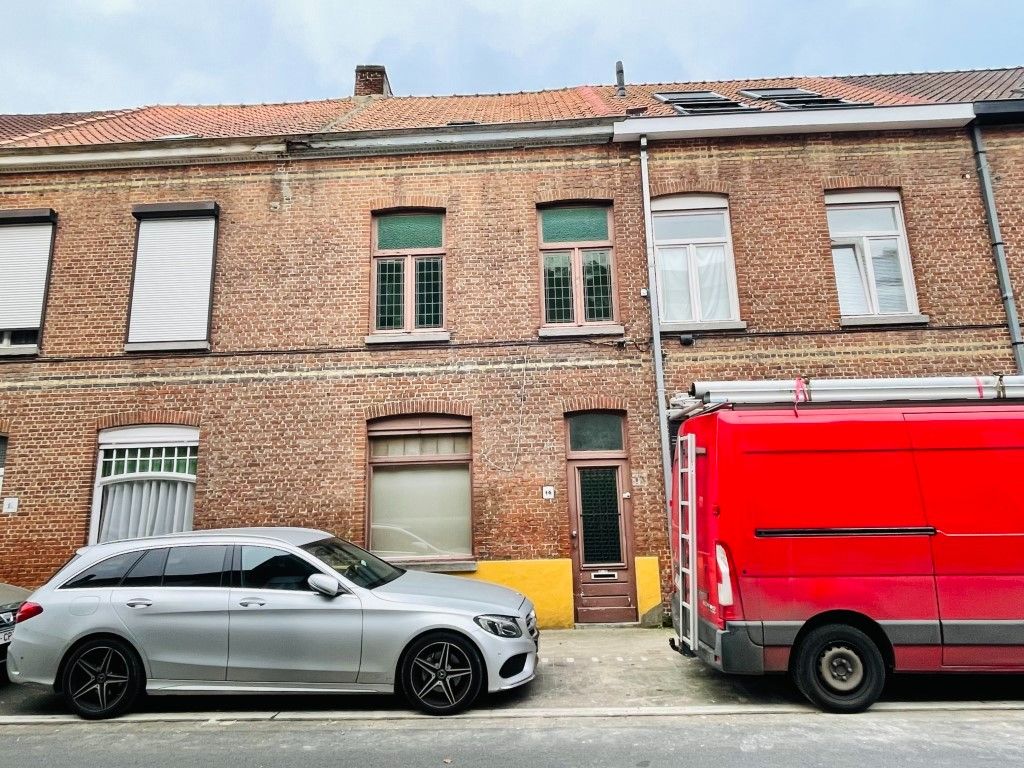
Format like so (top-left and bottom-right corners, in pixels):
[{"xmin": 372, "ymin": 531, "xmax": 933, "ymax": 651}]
[
  {"xmin": 971, "ymin": 122, "xmax": 1024, "ymax": 374},
  {"xmin": 638, "ymin": 136, "xmax": 674, "ymax": 535}
]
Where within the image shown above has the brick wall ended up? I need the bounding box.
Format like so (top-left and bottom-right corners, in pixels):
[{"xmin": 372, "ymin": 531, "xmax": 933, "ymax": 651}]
[{"xmin": 0, "ymin": 126, "xmax": 1019, "ymax": 599}]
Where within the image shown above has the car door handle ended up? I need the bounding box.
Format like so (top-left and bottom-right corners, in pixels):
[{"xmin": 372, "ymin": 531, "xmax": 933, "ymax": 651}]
[
  {"xmin": 126, "ymin": 599, "xmax": 152, "ymax": 608},
  {"xmin": 239, "ymin": 598, "xmax": 266, "ymax": 607}
]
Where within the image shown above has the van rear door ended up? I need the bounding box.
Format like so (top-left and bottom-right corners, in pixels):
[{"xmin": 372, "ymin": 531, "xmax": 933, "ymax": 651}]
[{"xmin": 906, "ymin": 408, "xmax": 1024, "ymax": 667}]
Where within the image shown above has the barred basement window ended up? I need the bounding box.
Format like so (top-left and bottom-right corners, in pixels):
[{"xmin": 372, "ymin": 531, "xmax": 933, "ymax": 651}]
[
  {"xmin": 89, "ymin": 425, "xmax": 199, "ymax": 544},
  {"xmin": 372, "ymin": 212, "xmax": 445, "ymax": 333},
  {"xmin": 539, "ymin": 206, "xmax": 617, "ymax": 327}
]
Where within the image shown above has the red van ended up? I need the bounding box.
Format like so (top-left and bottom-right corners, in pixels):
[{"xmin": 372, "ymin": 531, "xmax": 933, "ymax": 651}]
[{"xmin": 669, "ymin": 377, "xmax": 1024, "ymax": 712}]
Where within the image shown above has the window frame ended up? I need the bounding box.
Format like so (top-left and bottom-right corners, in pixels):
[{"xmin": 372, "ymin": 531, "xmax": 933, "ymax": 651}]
[
  {"xmin": 537, "ymin": 205, "xmax": 619, "ymax": 331},
  {"xmin": 651, "ymin": 195, "xmax": 742, "ymax": 330},
  {"xmin": 365, "ymin": 415, "xmax": 474, "ymax": 564},
  {"xmin": 369, "ymin": 211, "xmax": 448, "ymax": 336},
  {"xmin": 825, "ymin": 191, "xmax": 920, "ymax": 320},
  {"xmin": 125, "ymin": 202, "xmax": 219, "ymax": 353},
  {"xmin": 565, "ymin": 411, "xmax": 628, "ymax": 461},
  {"xmin": 89, "ymin": 425, "xmax": 200, "ymax": 545},
  {"xmin": 0, "ymin": 208, "xmax": 58, "ymax": 358}
]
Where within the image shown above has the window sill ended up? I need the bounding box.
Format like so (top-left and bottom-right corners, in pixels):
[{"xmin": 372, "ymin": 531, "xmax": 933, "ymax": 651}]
[
  {"xmin": 840, "ymin": 313, "xmax": 929, "ymax": 328},
  {"xmin": 0, "ymin": 345, "xmax": 39, "ymax": 357},
  {"xmin": 538, "ymin": 323, "xmax": 625, "ymax": 339},
  {"xmin": 660, "ymin": 320, "xmax": 747, "ymax": 333},
  {"xmin": 124, "ymin": 340, "xmax": 211, "ymax": 352},
  {"xmin": 393, "ymin": 559, "xmax": 478, "ymax": 573},
  {"xmin": 365, "ymin": 331, "xmax": 451, "ymax": 345}
]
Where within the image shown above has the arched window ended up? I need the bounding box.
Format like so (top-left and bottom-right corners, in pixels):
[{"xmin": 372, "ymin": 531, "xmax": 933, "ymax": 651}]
[
  {"xmin": 367, "ymin": 415, "xmax": 472, "ymax": 562},
  {"xmin": 89, "ymin": 425, "xmax": 199, "ymax": 544},
  {"xmin": 651, "ymin": 194, "xmax": 741, "ymax": 328}
]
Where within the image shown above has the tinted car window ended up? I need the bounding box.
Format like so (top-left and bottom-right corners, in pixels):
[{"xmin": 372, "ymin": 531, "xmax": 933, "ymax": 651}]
[
  {"xmin": 163, "ymin": 546, "xmax": 228, "ymax": 588},
  {"xmin": 62, "ymin": 551, "xmax": 142, "ymax": 589},
  {"xmin": 241, "ymin": 546, "xmax": 320, "ymax": 591},
  {"xmin": 121, "ymin": 548, "xmax": 168, "ymax": 588}
]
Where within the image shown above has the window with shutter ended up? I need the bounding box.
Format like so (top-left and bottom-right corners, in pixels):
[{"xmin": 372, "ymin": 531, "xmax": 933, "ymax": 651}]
[
  {"xmin": 0, "ymin": 209, "xmax": 56, "ymax": 355},
  {"xmin": 825, "ymin": 190, "xmax": 920, "ymax": 322},
  {"xmin": 127, "ymin": 204, "xmax": 218, "ymax": 351}
]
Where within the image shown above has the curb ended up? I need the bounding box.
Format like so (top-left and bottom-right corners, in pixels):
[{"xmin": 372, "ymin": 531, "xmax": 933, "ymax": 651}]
[{"xmin": 3, "ymin": 701, "xmax": 1024, "ymax": 725}]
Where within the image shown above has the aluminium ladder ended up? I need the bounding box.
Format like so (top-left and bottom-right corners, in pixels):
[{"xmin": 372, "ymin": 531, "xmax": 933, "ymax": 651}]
[{"xmin": 674, "ymin": 433, "xmax": 699, "ymax": 656}]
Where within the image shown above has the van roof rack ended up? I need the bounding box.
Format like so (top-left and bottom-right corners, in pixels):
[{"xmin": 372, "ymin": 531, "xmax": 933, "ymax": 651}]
[{"xmin": 669, "ymin": 375, "xmax": 1024, "ymax": 418}]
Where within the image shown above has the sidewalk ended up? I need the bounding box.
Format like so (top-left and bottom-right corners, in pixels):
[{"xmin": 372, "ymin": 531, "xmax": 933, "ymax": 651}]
[{"xmin": 3, "ymin": 628, "xmax": 1024, "ymax": 722}]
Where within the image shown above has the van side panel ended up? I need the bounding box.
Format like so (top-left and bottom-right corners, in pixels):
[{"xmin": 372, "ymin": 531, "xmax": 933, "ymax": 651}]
[
  {"xmin": 723, "ymin": 409, "xmax": 941, "ymax": 671},
  {"xmin": 906, "ymin": 408, "xmax": 1024, "ymax": 668}
]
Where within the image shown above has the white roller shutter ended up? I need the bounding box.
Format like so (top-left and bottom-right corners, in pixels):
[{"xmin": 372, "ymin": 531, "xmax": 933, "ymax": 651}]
[
  {"xmin": 0, "ymin": 224, "xmax": 53, "ymax": 330},
  {"xmin": 128, "ymin": 217, "xmax": 216, "ymax": 346}
]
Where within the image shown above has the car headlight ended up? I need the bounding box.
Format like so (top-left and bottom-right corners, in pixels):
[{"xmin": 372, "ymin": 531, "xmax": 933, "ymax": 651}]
[{"xmin": 474, "ymin": 614, "xmax": 523, "ymax": 638}]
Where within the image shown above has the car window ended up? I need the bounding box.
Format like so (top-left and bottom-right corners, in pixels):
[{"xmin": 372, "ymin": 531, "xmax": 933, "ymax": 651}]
[
  {"xmin": 300, "ymin": 537, "xmax": 404, "ymax": 590},
  {"xmin": 163, "ymin": 546, "xmax": 228, "ymax": 588},
  {"xmin": 121, "ymin": 548, "xmax": 168, "ymax": 588},
  {"xmin": 61, "ymin": 551, "xmax": 142, "ymax": 589},
  {"xmin": 241, "ymin": 546, "xmax": 320, "ymax": 591}
]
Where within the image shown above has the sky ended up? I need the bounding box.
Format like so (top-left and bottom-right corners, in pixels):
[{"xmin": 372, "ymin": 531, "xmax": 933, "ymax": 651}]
[{"xmin": 2, "ymin": 0, "xmax": 1022, "ymax": 114}]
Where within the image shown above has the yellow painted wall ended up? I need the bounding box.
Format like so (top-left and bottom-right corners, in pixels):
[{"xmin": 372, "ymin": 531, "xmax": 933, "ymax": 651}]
[
  {"xmin": 634, "ymin": 555, "xmax": 664, "ymax": 627},
  {"xmin": 458, "ymin": 558, "xmax": 575, "ymax": 629}
]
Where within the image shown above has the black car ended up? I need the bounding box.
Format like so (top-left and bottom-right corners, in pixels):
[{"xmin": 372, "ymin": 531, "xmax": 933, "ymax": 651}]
[{"xmin": 1, "ymin": 582, "xmax": 30, "ymax": 679}]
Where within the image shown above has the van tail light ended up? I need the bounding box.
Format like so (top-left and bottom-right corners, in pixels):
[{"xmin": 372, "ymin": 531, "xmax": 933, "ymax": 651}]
[
  {"xmin": 15, "ymin": 602, "xmax": 43, "ymax": 623},
  {"xmin": 715, "ymin": 544, "xmax": 734, "ymax": 607}
]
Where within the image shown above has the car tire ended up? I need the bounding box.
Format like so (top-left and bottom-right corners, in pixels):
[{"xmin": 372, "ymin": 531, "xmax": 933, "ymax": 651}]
[
  {"xmin": 60, "ymin": 637, "xmax": 144, "ymax": 720},
  {"xmin": 792, "ymin": 623, "xmax": 886, "ymax": 713},
  {"xmin": 400, "ymin": 631, "xmax": 484, "ymax": 716}
]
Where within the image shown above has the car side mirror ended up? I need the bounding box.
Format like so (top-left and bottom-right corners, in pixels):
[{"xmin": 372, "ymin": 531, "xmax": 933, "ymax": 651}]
[{"xmin": 308, "ymin": 573, "xmax": 344, "ymax": 597}]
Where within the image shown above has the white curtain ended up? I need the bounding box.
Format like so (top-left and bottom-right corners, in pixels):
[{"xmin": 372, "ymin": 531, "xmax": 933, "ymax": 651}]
[
  {"xmin": 870, "ymin": 239, "xmax": 909, "ymax": 313},
  {"xmin": 658, "ymin": 247, "xmax": 692, "ymax": 322},
  {"xmin": 98, "ymin": 478, "xmax": 195, "ymax": 543},
  {"xmin": 696, "ymin": 245, "xmax": 730, "ymax": 321}
]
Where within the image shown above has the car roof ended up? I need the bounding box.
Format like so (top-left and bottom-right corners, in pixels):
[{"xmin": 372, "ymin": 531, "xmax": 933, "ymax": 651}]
[{"xmin": 85, "ymin": 526, "xmax": 333, "ymax": 553}]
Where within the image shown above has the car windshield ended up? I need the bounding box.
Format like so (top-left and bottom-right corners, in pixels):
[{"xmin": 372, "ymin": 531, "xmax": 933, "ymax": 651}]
[{"xmin": 300, "ymin": 537, "xmax": 404, "ymax": 590}]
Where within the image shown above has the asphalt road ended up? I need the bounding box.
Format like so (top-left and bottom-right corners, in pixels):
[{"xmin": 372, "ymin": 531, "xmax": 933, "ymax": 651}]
[{"xmin": 3, "ymin": 711, "xmax": 1023, "ymax": 767}]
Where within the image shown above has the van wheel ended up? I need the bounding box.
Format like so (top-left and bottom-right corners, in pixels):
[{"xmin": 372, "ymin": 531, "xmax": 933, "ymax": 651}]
[
  {"xmin": 792, "ymin": 624, "xmax": 885, "ymax": 713},
  {"xmin": 61, "ymin": 637, "xmax": 144, "ymax": 720},
  {"xmin": 400, "ymin": 632, "xmax": 484, "ymax": 716}
]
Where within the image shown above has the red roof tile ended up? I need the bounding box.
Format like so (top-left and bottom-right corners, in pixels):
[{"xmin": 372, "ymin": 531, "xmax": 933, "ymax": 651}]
[{"xmin": 1, "ymin": 67, "xmax": 1020, "ymax": 150}]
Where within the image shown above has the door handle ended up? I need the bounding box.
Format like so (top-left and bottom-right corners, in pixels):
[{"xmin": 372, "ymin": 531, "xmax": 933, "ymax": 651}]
[
  {"xmin": 239, "ymin": 598, "xmax": 266, "ymax": 607},
  {"xmin": 126, "ymin": 599, "xmax": 152, "ymax": 608},
  {"xmin": 571, "ymin": 530, "xmax": 578, "ymax": 538}
]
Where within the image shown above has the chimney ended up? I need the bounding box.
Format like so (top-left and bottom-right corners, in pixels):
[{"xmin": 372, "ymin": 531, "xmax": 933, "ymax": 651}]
[
  {"xmin": 354, "ymin": 65, "xmax": 392, "ymax": 97},
  {"xmin": 615, "ymin": 61, "xmax": 626, "ymax": 98}
]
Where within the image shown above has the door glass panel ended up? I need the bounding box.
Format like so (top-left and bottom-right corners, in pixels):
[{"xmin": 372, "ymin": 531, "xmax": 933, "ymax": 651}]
[
  {"xmin": 568, "ymin": 412, "xmax": 623, "ymax": 452},
  {"xmin": 241, "ymin": 546, "xmax": 320, "ymax": 591},
  {"xmin": 163, "ymin": 546, "xmax": 228, "ymax": 588},
  {"xmin": 579, "ymin": 467, "xmax": 623, "ymax": 564},
  {"xmin": 122, "ymin": 547, "xmax": 168, "ymax": 588}
]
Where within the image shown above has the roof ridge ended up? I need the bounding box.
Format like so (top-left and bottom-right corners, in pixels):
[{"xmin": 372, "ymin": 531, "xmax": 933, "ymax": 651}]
[
  {"xmin": 835, "ymin": 65, "xmax": 1024, "ymax": 79},
  {"xmin": 0, "ymin": 106, "xmax": 144, "ymax": 147}
]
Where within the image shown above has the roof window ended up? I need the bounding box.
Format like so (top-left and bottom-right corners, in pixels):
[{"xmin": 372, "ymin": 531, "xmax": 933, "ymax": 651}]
[
  {"xmin": 738, "ymin": 87, "xmax": 872, "ymax": 109},
  {"xmin": 653, "ymin": 91, "xmax": 759, "ymax": 115}
]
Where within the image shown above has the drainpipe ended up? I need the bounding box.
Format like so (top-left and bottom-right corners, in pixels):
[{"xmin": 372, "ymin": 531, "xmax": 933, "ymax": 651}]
[
  {"xmin": 971, "ymin": 122, "xmax": 1024, "ymax": 374},
  {"xmin": 638, "ymin": 136, "xmax": 674, "ymax": 535}
]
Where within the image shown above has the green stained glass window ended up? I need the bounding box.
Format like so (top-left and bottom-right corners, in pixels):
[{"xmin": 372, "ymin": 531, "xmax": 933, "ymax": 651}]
[
  {"xmin": 583, "ymin": 249, "xmax": 613, "ymax": 321},
  {"xmin": 415, "ymin": 257, "xmax": 443, "ymax": 328},
  {"xmin": 376, "ymin": 213, "xmax": 443, "ymax": 251},
  {"xmin": 543, "ymin": 251, "xmax": 574, "ymax": 324},
  {"xmin": 568, "ymin": 412, "xmax": 623, "ymax": 452},
  {"xmin": 375, "ymin": 259, "xmax": 405, "ymax": 330},
  {"xmin": 541, "ymin": 207, "xmax": 609, "ymax": 243}
]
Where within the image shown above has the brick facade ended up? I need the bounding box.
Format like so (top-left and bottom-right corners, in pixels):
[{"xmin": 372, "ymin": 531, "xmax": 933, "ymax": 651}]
[{"xmin": 1, "ymin": 122, "xmax": 1021, "ymax": 621}]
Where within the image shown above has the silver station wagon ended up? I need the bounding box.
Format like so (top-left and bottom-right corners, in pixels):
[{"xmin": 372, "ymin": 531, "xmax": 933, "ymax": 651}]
[{"xmin": 7, "ymin": 528, "xmax": 538, "ymax": 718}]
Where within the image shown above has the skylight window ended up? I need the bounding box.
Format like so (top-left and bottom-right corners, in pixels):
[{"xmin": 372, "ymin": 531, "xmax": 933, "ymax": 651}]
[
  {"xmin": 653, "ymin": 91, "xmax": 759, "ymax": 115},
  {"xmin": 738, "ymin": 87, "xmax": 872, "ymax": 110}
]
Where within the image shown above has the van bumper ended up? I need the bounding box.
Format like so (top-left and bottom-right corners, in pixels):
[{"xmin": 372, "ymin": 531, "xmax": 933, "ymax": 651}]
[{"xmin": 697, "ymin": 619, "xmax": 764, "ymax": 675}]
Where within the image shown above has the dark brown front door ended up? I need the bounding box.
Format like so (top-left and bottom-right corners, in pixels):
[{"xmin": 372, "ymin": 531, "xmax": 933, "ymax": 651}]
[{"xmin": 569, "ymin": 459, "xmax": 637, "ymax": 623}]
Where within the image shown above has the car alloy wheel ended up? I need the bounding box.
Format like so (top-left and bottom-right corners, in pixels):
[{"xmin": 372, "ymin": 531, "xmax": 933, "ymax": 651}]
[
  {"xmin": 62, "ymin": 638, "xmax": 143, "ymax": 719},
  {"xmin": 402, "ymin": 632, "xmax": 483, "ymax": 715}
]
